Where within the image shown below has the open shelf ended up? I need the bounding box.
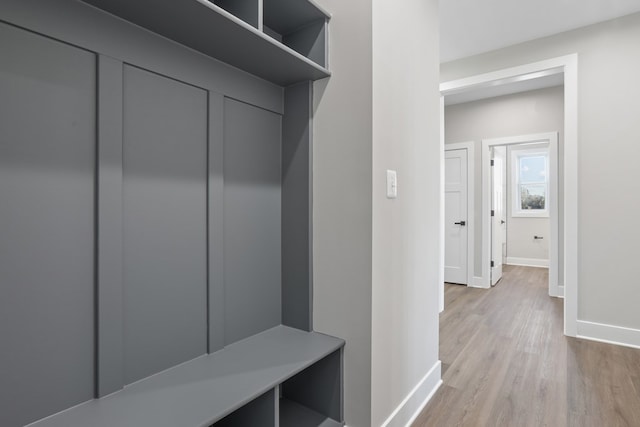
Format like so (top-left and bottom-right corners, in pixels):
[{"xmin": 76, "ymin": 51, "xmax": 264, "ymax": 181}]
[
  {"xmin": 29, "ymin": 326, "xmax": 344, "ymax": 427},
  {"xmin": 80, "ymin": 0, "xmax": 330, "ymax": 86},
  {"xmin": 263, "ymin": 0, "xmax": 329, "ymax": 68},
  {"xmin": 213, "ymin": 389, "xmax": 276, "ymax": 427},
  {"xmin": 279, "ymin": 349, "xmax": 342, "ymax": 426},
  {"xmin": 213, "ymin": 0, "xmax": 260, "ymax": 29},
  {"xmin": 280, "ymin": 399, "xmax": 342, "ymax": 427}
]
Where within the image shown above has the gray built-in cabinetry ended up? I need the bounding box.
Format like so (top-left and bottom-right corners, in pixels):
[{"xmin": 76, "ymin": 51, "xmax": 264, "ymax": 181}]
[{"xmin": 0, "ymin": 0, "xmax": 342, "ymax": 426}]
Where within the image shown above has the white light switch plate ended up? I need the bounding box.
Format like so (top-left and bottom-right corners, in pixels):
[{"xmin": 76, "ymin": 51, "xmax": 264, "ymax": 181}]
[{"xmin": 386, "ymin": 169, "xmax": 397, "ymax": 199}]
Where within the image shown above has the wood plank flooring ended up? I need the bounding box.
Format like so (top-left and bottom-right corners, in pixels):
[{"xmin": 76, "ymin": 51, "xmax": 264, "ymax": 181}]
[{"xmin": 413, "ymin": 265, "xmax": 640, "ymax": 427}]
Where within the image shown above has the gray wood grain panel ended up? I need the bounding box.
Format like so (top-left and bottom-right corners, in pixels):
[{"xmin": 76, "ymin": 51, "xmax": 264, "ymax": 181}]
[
  {"xmin": 122, "ymin": 65, "xmax": 208, "ymax": 384},
  {"xmin": 208, "ymin": 92, "xmax": 225, "ymax": 353},
  {"xmin": 28, "ymin": 326, "xmax": 345, "ymax": 427},
  {"xmin": 96, "ymin": 55, "xmax": 125, "ymax": 398},
  {"xmin": 0, "ymin": 0, "xmax": 283, "ymax": 114},
  {"xmin": 224, "ymin": 97, "xmax": 282, "ymax": 345},
  {"xmin": 0, "ymin": 22, "xmax": 96, "ymax": 427},
  {"xmin": 282, "ymin": 82, "xmax": 313, "ymax": 331}
]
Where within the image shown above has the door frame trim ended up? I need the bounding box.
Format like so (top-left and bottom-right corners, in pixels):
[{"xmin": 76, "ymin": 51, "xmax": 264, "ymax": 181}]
[
  {"xmin": 444, "ymin": 142, "xmax": 475, "ymax": 290},
  {"xmin": 482, "ymin": 133, "xmax": 559, "ymax": 298},
  {"xmin": 439, "ymin": 53, "xmax": 578, "ymax": 337}
]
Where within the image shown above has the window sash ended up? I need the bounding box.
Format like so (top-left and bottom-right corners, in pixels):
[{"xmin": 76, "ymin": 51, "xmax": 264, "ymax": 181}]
[{"xmin": 512, "ymin": 148, "xmax": 549, "ymax": 217}]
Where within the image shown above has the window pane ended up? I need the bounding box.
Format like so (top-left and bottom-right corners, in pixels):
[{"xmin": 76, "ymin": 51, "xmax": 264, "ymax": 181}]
[
  {"xmin": 520, "ymin": 184, "xmax": 546, "ymax": 210},
  {"xmin": 519, "ymin": 155, "xmax": 546, "ymax": 183}
]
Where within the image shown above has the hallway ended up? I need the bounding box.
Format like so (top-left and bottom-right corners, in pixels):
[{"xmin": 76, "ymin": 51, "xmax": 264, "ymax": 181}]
[{"xmin": 414, "ymin": 265, "xmax": 640, "ymax": 426}]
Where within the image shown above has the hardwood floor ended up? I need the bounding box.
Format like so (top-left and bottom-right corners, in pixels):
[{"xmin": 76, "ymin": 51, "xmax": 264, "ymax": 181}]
[{"xmin": 413, "ymin": 265, "xmax": 640, "ymax": 427}]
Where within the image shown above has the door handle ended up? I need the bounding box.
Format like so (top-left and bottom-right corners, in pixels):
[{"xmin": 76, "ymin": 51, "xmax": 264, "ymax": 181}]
[
  {"xmin": 454, "ymin": 221, "xmax": 466, "ymax": 226},
  {"xmin": 501, "ymin": 220, "xmax": 505, "ymax": 225}
]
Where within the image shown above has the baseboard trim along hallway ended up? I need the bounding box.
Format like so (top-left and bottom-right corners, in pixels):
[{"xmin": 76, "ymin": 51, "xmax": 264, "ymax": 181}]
[
  {"xmin": 505, "ymin": 257, "xmax": 549, "ymax": 268},
  {"xmin": 577, "ymin": 320, "xmax": 640, "ymax": 350},
  {"xmin": 381, "ymin": 361, "xmax": 442, "ymax": 427}
]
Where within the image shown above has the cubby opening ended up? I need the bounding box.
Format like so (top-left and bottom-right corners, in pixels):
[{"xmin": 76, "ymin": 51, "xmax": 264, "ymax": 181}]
[
  {"xmin": 263, "ymin": 0, "xmax": 328, "ymax": 67},
  {"xmin": 279, "ymin": 350, "xmax": 342, "ymax": 427},
  {"xmin": 211, "ymin": 0, "xmax": 260, "ymax": 28},
  {"xmin": 211, "ymin": 389, "xmax": 276, "ymax": 427}
]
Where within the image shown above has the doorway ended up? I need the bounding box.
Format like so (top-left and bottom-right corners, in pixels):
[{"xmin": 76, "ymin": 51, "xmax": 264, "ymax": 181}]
[
  {"xmin": 485, "ymin": 137, "xmax": 557, "ymax": 290},
  {"xmin": 444, "ymin": 142, "xmax": 474, "ymax": 286},
  {"xmin": 439, "ymin": 54, "xmax": 578, "ymax": 337}
]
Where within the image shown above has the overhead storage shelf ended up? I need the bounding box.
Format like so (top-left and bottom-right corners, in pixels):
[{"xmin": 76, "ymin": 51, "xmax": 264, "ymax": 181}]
[{"xmin": 80, "ymin": 0, "xmax": 330, "ymax": 86}]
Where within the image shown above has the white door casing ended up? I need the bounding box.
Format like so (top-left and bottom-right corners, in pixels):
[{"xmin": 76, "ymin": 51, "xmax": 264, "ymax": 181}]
[
  {"xmin": 440, "ymin": 53, "xmax": 579, "ymax": 337},
  {"xmin": 444, "ymin": 149, "xmax": 468, "ymax": 284}
]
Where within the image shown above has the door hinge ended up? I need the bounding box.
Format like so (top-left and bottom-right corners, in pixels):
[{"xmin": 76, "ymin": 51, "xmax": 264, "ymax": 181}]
[
  {"xmin": 491, "ymin": 210, "xmax": 495, "ymax": 217},
  {"xmin": 491, "ymin": 261, "xmax": 495, "ymax": 268},
  {"xmin": 491, "ymin": 159, "xmax": 495, "ymax": 166}
]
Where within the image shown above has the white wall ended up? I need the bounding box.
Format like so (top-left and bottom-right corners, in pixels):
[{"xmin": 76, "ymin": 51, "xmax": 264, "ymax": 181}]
[
  {"xmin": 312, "ymin": 0, "xmax": 373, "ymax": 425},
  {"xmin": 445, "ymin": 86, "xmax": 563, "ymax": 276},
  {"xmin": 442, "ymin": 12, "xmax": 640, "ymax": 330},
  {"xmin": 313, "ymin": 0, "xmax": 440, "ymax": 427},
  {"xmin": 371, "ymin": 0, "xmax": 441, "ymax": 425},
  {"xmin": 313, "ymin": 0, "xmax": 442, "ymax": 425},
  {"xmin": 506, "ymin": 144, "xmax": 550, "ymax": 264}
]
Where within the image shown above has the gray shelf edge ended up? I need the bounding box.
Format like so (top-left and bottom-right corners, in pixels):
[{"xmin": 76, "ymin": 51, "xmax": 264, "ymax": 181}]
[{"xmin": 27, "ymin": 325, "xmax": 344, "ymax": 427}]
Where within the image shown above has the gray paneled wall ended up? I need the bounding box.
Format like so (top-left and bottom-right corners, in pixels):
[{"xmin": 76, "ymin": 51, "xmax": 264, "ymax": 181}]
[
  {"xmin": 282, "ymin": 82, "xmax": 313, "ymax": 331},
  {"xmin": 0, "ymin": 3, "xmax": 314, "ymax": 424},
  {"xmin": 223, "ymin": 98, "xmax": 283, "ymax": 345},
  {"xmin": 122, "ymin": 65, "xmax": 209, "ymax": 384},
  {"xmin": 0, "ymin": 22, "xmax": 96, "ymax": 427}
]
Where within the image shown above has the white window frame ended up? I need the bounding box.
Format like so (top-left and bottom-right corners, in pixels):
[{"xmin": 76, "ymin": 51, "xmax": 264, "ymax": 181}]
[{"xmin": 511, "ymin": 145, "xmax": 549, "ymax": 218}]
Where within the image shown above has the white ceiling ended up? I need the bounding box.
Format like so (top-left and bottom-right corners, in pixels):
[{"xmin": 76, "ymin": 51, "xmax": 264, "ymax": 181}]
[{"xmin": 440, "ymin": 0, "xmax": 640, "ymax": 63}]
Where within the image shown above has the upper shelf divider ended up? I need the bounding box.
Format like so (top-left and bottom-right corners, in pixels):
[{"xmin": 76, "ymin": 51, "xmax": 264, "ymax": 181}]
[{"xmin": 80, "ymin": 0, "xmax": 330, "ymax": 86}]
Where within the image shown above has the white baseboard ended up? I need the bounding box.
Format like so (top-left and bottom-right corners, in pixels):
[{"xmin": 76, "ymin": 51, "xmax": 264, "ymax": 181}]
[
  {"xmin": 549, "ymin": 284, "xmax": 564, "ymax": 298},
  {"xmin": 506, "ymin": 257, "xmax": 549, "ymax": 268},
  {"xmin": 469, "ymin": 276, "xmax": 489, "ymax": 288},
  {"xmin": 577, "ymin": 320, "xmax": 640, "ymax": 349},
  {"xmin": 380, "ymin": 360, "xmax": 442, "ymax": 427}
]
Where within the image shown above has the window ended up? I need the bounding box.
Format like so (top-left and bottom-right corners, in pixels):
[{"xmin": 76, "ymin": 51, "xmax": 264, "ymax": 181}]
[{"xmin": 511, "ymin": 146, "xmax": 549, "ymax": 217}]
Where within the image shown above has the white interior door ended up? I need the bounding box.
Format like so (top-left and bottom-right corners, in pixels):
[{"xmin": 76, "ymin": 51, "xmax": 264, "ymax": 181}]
[
  {"xmin": 491, "ymin": 146, "xmax": 507, "ymax": 286},
  {"xmin": 444, "ymin": 149, "xmax": 468, "ymax": 284}
]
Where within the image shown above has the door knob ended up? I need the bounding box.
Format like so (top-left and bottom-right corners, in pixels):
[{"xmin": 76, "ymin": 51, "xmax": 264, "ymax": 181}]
[{"xmin": 454, "ymin": 221, "xmax": 466, "ymax": 226}]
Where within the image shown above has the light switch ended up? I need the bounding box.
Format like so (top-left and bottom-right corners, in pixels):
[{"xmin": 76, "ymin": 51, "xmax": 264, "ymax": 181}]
[{"xmin": 386, "ymin": 169, "xmax": 397, "ymax": 199}]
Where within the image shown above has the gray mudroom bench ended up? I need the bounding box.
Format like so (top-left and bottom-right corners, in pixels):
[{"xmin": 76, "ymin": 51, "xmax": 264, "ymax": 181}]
[{"xmin": 0, "ymin": 0, "xmax": 343, "ymax": 426}]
